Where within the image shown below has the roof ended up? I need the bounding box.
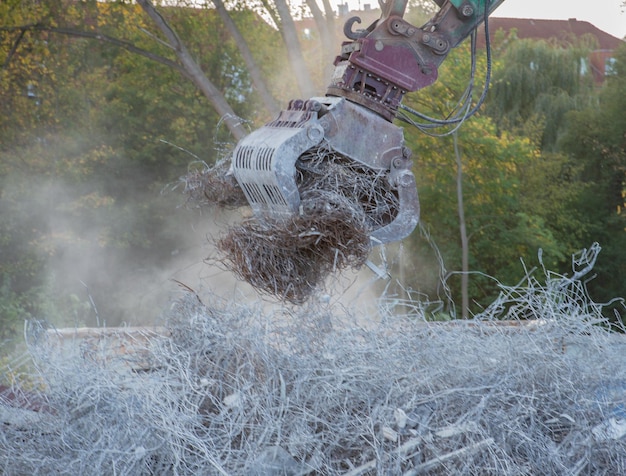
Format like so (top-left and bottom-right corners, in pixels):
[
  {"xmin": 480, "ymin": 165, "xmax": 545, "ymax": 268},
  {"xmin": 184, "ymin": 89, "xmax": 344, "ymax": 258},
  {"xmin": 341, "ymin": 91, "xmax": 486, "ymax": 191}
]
[{"xmin": 478, "ymin": 17, "xmax": 624, "ymax": 50}]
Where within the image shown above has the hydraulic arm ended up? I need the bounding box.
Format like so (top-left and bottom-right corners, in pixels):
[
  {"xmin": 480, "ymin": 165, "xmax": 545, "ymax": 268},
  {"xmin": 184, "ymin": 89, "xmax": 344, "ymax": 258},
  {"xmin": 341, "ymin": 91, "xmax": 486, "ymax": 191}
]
[{"xmin": 328, "ymin": 0, "xmax": 504, "ymax": 120}]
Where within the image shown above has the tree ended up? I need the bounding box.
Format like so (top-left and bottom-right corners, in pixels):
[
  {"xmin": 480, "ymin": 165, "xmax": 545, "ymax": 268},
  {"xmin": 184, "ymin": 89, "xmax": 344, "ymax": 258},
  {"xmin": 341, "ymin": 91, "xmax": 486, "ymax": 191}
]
[
  {"xmin": 453, "ymin": 132, "xmax": 469, "ymax": 318},
  {"xmin": 400, "ymin": 45, "xmax": 575, "ymax": 312},
  {"xmin": 272, "ymin": 0, "xmax": 316, "ymax": 98},
  {"xmin": 1, "ymin": 0, "xmax": 257, "ymax": 140},
  {"xmin": 487, "ymin": 35, "xmax": 596, "ymax": 151},
  {"xmin": 304, "ymin": 0, "xmax": 336, "ymax": 79},
  {"xmin": 559, "ymin": 43, "xmax": 626, "ymax": 306}
]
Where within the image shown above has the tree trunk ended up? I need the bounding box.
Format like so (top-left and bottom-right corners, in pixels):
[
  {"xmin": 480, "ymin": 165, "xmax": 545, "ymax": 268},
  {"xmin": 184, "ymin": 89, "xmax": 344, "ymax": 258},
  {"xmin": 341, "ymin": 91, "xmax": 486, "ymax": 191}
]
[
  {"xmin": 211, "ymin": 0, "xmax": 280, "ymax": 118},
  {"xmin": 273, "ymin": 0, "xmax": 317, "ymax": 99},
  {"xmin": 137, "ymin": 0, "xmax": 248, "ymax": 141},
  {"xmin": 305, "ymin": 0, "xmax": 334, "ymax": 82},
  {"xmin": 453, "ymin": 132, "xmax": 469, "ymax": 319},
  {"xmin": 259, "ymin": 0, "xmax": 282, "ymax": 31},
  {"xmin": 320, "ymin": 0, "xmax": 336, "ymax": 43},
  {"xmin": 0, "ymin": 25, "xmax": 188, "ymax": 76}
]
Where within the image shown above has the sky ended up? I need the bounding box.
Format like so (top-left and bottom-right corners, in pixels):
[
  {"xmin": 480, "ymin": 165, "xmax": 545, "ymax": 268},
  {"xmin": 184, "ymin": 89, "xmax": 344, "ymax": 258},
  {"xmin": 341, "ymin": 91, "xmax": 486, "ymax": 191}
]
[
  {"xmin": 494, "ymin": 0, "xmax": 626, "ymax": 39},
  {"xmin": 336, "ymin": 0, "xmax": 626, "ymax": 40}
]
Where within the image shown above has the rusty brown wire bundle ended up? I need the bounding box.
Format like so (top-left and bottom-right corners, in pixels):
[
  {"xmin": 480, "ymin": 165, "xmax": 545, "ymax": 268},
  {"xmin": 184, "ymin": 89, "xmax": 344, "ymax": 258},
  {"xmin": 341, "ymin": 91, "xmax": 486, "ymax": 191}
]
[
  {"xmin": 216, "ymin": 146, "xmax": 400, "ymax": 303},
  {"xmin": 217, "ymin": 194, "xmax": 371, "ymax": 304},
  {"xmin": 182, "ymin": 158, "xmax": 248, "ymax": 209}
]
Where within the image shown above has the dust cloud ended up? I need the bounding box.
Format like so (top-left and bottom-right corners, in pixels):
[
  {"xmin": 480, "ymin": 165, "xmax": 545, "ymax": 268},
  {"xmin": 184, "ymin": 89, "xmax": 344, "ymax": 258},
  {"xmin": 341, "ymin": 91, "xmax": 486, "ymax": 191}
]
[{"xmin": 11, "ymin": 171, "xmax": 393, "ymax": 329}]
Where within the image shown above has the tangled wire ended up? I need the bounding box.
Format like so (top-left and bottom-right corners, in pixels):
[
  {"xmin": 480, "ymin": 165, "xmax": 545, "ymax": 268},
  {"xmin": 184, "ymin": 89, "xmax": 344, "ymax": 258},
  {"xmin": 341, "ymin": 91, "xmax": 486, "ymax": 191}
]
[
  {"xmin": 182, "ymin": 157, "xmax": 248, "ymax": 209},
  {"xmin": 1, "ymin": 248, "xmax": 625, "ymax": 475},
  {"xmin": 216, "ymin": 195, "xmax": 370, "ymax": 304},
  {"xmin": 183, "ymin": 146, "xmax": 400, "ymax": 304}
]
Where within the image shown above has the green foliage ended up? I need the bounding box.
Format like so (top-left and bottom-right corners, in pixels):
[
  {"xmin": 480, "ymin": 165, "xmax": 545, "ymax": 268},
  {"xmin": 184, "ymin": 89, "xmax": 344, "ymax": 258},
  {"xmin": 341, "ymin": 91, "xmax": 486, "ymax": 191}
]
[
  {"xmin": 401, "ymin": 43, "xmax": 605, "ymax": 313},
  {"xmin": 488, "ymin": 35, "xmax": 596, "ymax": 150},
  {"xmin": 404, "ymin": 113, "xmax": 569, "ymax": 310},
  {"xmin": 559, "ymin": 43, "xmax": 626, "ymax": 305}
]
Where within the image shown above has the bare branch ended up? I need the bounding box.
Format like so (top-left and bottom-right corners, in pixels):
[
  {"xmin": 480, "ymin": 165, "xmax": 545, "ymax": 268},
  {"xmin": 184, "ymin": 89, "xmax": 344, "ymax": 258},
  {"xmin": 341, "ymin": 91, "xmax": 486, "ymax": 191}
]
[
  {"xmin": 2, "ymin": 29, "xmax": 26, "ymax": 70},
  {"xmin": 0, "ymin": 24, "xmax": 189, "ymax": 78},
  {"xmin": 136, "ymin": 0, "xmax": 248, "ymax": 140}
]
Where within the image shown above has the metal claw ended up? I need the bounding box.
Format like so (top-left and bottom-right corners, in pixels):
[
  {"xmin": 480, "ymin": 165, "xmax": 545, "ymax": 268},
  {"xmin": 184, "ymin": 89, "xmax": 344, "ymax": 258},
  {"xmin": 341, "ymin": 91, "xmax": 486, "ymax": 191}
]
[{"xmin": 343, "ymin": 16, "xmax": 368, "ymax": 40}]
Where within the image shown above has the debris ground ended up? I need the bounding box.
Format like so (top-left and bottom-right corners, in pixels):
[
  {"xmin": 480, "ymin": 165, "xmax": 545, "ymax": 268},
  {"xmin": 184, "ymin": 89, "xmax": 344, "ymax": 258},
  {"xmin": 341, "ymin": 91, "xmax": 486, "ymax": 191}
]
[{"xmin": 1, "ymin": 248, "xmax": 625, "ymax": 475}]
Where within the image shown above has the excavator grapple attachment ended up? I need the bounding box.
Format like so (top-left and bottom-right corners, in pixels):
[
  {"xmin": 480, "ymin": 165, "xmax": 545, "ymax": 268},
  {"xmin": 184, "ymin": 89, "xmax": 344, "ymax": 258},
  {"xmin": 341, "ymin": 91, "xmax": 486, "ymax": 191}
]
[{"xmin": 231, "ymin": 97, "xmax": 420, "ymax": 244}]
